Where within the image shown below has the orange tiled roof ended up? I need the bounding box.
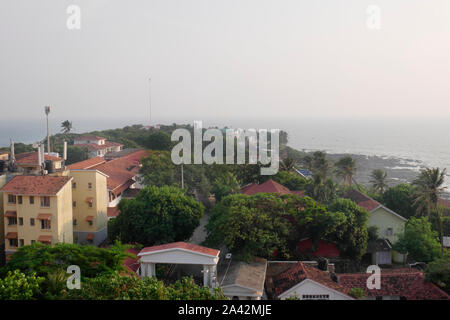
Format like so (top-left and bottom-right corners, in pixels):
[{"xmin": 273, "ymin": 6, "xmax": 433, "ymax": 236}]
[
  {"xmin": 90, "ymin": 150, "xmax": 147, "ymax": 193},
  {"xmin": 15, "ymin": 151, "xmax": 62, "ymax": 165},
  {"xmin": 241, "ymin": 179, "xmax": 303, "ymax": 196},
  {"xmin": 67, "ymin": 157, "xmax": 106, "ymax": 170},
  {"xmin": 338, "ymin": 270, "xmax": 450, "ymax": 300},
  {"xmin": 107, "ymin": 206, "xmax": 120, "ymax": 217},
  {"xmin": 273, "ymin": 262, "xmax": 351, "ymax": 298},
  {"xmin": 0, "ymin": 175, "xmax": 72, "ymax": 195},
  {"xmin": 139, "ymin": 242, "xmax": 220, "ymax": 257}
]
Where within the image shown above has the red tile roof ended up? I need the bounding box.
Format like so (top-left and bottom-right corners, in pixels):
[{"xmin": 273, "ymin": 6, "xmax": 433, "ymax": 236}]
[
  {"xmin": 139, "ymin": 242, "xmax": 220, "ymax": 257},
  {"xmin": 241, "ymin": 179, "xmax": 303, "ymax": 196},
  {"xmin": 74, "ymin": 135, "xmax": 105, "ymax": 141},
  {"xmin": 338, "ymin": 270, "xmax": 450, "ymax": 300},
  {"xmin": 342, "ymin": 189, "xmax": 381, "ymax": 212},
  {"xmin": 90, "ymin": 150, "xmax": 147, "ymax": 193},
  {"xmin": 123, "ymin": 248, "xmax": 141, "ymax": 273},
  {"xmin": 273, "ymin": 262, "xmax": 351, "ymax": 297},
  {"xmin": 107, "ymin": 206, "xmax": 120, "ymax": 217},
  {"xmin": 0, "ymin": 175, "xmax": 72, "ymax": 195},
  {"xmin": 67, "ymin": 157, "xmax": 106, "ymax": 170},
  {"xmin": 15, "ymin": 152, "xmax": 62, "ymax": 165}
]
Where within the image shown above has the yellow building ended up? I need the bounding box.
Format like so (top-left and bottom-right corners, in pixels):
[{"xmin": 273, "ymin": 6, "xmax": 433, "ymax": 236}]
[
  {"xmin": 69, "ymin": 169, "xmax": 109, "ymax": 245},
  {"xmin": 0, "ymin": 175, "xmax": 73, "ymax": 255}
]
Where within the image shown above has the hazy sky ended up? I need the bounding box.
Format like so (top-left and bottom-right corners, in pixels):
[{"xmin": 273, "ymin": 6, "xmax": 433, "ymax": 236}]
[{"xmin": 1, "ymin": 0, "xmax": 450, "ymax": 125}]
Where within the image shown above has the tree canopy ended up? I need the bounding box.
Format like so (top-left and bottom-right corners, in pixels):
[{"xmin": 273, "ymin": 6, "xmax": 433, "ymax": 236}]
[{"xmin": 108, "ymin": 186, "xmax": 204, "ymax": 246}]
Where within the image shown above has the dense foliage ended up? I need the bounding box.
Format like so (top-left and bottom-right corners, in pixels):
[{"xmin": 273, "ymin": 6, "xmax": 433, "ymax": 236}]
[
  {"xmin": 108, "ymin": 186, "xmax": 204, "ymax": 246},
  {"xmin": 206, "ymin": 193, "xmax": 369, "ymax": 261},
  {"xmin": 426, "ymin": 251, "xmax": 450, "ymax": 294},
  {"xmin": 0, "ymin": 242, "xmax": 130, "ymax": 279},
  {"xmin": 393, "ymin": 217, "xmax": 442, "ymax": 262},
  {"xmin": 0, "ymin": 270, "xmax": 44, "ymax": 300},
  {"xmin": 381, "ymin": 183, "xmax": 417, "ymax": 219},
  {"xmin": 327, "ymin": 198, "xmax": 369, "ymax": 259},
  {"xmin": 63, "ymin": 273, "xmax": 226, "ymax": 300}
]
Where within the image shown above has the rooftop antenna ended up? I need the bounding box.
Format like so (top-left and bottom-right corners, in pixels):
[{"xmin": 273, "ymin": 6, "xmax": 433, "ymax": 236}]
[
  {"xmin": 148, "ymin": 77, "xmax": 151, "ymax": 127},
  {"xmin": 10, "ymin": 139, "xmax": 15, "ymax": 162},
  {"xmin": 45, "ymin": 106, "xmax": 51, "ymax": 153}
]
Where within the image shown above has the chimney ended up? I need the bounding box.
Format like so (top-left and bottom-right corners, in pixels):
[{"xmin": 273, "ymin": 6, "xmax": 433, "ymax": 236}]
[
  {"xmin": 63, "ymin": 141, "xmax": 67, "ymax": 160},
  {"xmin": 327, "ymin": 263, "xmax": 335, "ymax": 274},
  {"xmin": 10, "ymin": 139, "xmax": 15, "ymax": 162},
  {"xmin": 38, "ymin": 144, "xmax": 42, "ymax": 168}
]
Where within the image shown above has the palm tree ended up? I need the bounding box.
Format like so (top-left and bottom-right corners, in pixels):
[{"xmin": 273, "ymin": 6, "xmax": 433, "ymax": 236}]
[
  {"xmin": 301, "ymin": 155, "xmax": 313, "ymax": 172},
  {"xmin": 335, "ymin": 156, "xmax": 356, "ymax": 186},
  {"xmin": 370, "ymin": 169, "xmax": 387, "ymax": 194},
  {"xmin": 280, "ymin": 157, "xmax": 295, "ymax": 172},
  {"xmin": 312, "ymin": 151, "xmax": 331, "ymax": 178},
  {"xmin": 307, "ymin": 173, "xmax": 336, "ymax": 204},
  {"xmin": 413, "ymin": 167, "xmax": 447, "ymax": 218},
  {"xmin": 61, "ymin": 120, "xmax": 73, "ymax": 134}
]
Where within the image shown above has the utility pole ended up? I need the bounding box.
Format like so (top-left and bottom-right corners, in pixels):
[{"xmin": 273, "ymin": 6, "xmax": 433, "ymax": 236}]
[
  {"xmin": 181, "ymin": 162, "xmax": 184, "ymax": 189},
  {"xmin": 45, "ymin": 106, "xmax": 51, "ymax": 153},
  {"xmin": 148, "ymin": 77, "xmax": 151, "ymax": 126}
]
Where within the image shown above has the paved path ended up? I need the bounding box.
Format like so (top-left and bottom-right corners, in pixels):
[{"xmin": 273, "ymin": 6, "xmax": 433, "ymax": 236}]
[{"xmin": 189, "ymin": 212, "xmax": 209, "ymax": 245}]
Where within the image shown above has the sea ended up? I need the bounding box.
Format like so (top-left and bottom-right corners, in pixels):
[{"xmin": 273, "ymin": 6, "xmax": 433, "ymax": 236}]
[{"xmin": 1, "ymin": 116, "xmax": 449, "ymax": 188}]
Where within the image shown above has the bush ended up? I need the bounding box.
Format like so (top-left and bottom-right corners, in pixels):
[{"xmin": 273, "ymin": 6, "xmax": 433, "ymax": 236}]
[{"xmin": 0, "ymin": 270, "xmax": 44, "ymax": 300}]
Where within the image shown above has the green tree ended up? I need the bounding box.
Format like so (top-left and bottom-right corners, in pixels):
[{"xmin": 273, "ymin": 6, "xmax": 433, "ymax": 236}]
[
  {"xmin": 335, "ymin": 156, "xmax": 357, "ymax": 186},
  {"xmin": 301, "ymin": 155, "xmax": 313, "ymax": 172},
  {"xmin": 370, "ymin": 169, "xmax": 387, "ymax": 194},
  {"xmin": 0, "ymin": 270, "xmax": 44, "ymax": 300},
  {"xmin": 312, "ymin": 151, "xmax": 331, "ymax": 178},
  {"xmin": 65, "ymin": 146, "xmax": 88, "ymax": 165},
  {"xmin": 211, "ymin": 171, "xmax": 240, "ymax": 202},
  {"xmin": 328, "ymin": 198, "xmax": 369, "ymax": 259},
  {"xmin": 205, "ymin": 193, "xmax": 292, "ymax": 261},
  {"xmin": 349, "ymin": 287, "xmax": 365, "ymax": 299},
  {"xmin": 413, "ymin": 168, "xmax": 447, "ymax": 218},
  {"xmin": 60, "ymin": 120, "xmax": 73, "ymax": 134},
  {"xmin": 426, "ymin": 251, "xmax": 450, "ymax": 294},
  {"xmin": 271, "ymin": 171, "xmax": 308, "ymax": 191},
  {"xmin": 305, "ymin": 174, "xmax": 336, "ymax": 204},
  {"xmin": 62, "ymin": 273, "xmax": 226, "ymax": 300},
  {"xmin": 144, "ymin": 131, "xmax": 172, "ymax": 151},
  {"xmin": 108, "ymin": 186, "xmax": 204, "ymax": 246},
  {"xmin": 393, "ymin": 217, "xmax": 442, "ymax": 262},
  {"xmin": 280, "ymin": 157, "xmax": 295, "ymax": 172},
  {"xmin": 140, "ymin": 151, "xmax": 176, "ymax": 187},
  {"xmin": 381, "ymin": 183, "xmax": 416, "ymax": 219}
]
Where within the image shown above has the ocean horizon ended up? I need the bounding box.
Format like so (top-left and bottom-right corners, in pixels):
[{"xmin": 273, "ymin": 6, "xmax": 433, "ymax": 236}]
[{"xmin": 2, "ymin": 116, "xmax": 449, "ymax": 188}]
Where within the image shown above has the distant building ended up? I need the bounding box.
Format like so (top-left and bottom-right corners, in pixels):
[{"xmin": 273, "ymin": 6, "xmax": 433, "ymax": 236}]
[
  {"xmin": 74, "ymin": 136, "xmax": 123, "ymax": 158},
  {"xmin": 0, "ymin": 175, "xmax": 74, "ymax": 255},
  {"xmin": 14, "ymin": 151, "xmax": 64, "ymax": 175}
]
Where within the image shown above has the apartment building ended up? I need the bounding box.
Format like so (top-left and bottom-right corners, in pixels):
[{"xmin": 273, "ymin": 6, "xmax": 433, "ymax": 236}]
[
  {"xmin": 0, "ymin": 175, "xmax": 73, "ymax": 255},
  {"xmin": 66, "ymin": 149, "xmax": 147, "ymax": 244},
  {"xmin": 74, "ymin": 136, "xmax": 123, "ymax": 158}
]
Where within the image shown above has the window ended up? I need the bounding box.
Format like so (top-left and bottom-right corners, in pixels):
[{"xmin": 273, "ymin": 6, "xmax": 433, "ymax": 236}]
[
  {"xmin": 18, "ymin": 196, "xmax": 23, "ymax": 204},
  {"xmin": 41, "ymin": 219, "xmax": 51, "ymax": 229},
  {"xmin": 40, "ymin": 196, "xmax": 50, "ymax": 207},
  {"xmin": 73, "ymin": 201, "xmax": 76, "ymax": 207},
  {"xmin": 73, "ymin": 219, "xmax": 77, "ymax": 226},
  {"xmin": 18, "ymin": 218, "xmax": 23, "ymax": 225},
  {"xmin": 9, "ymin": 239, "xmax": 18, "ymax": 247},
  {"xmin": 8, "ymin": 217, "xmax": 17, "ymax": 225},
  {"xmin": 88, "ymin": 182, "xmax": 92, "ymax": 189},
  {"xmin": 88, "ymin": 202, "xmax": 93, "ymax": 208},
  {"xmin": 19, "ymin": 239, "xmax": 24, "ymax": 247},
  {"xmin": 31, "ymin": 240, "xmax": 35, "ymax": 245},
  {"xmin": 72, "ymin": 182, "xmax": 76, "ymax": 189},
  {"xmin": 88, "ymin": 220, "xmax": 93, "ymax": 226},
  {"xmin": 30, "ymin": 218, "xmax": 35, "ymax": 226},
  {"xmin": 386, "ymin": 228, "xmax": 393, "ymax": 237},
  {"xmin": 8, "ymin": 194, "xmax": 16, "ymax": 204},
  {"xmin": 29, "ymin": 196, "xmax": 34, "ymax": 204}
]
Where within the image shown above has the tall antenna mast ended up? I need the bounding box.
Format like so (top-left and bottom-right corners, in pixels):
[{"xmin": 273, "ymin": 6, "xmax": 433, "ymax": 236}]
[
  {"xmin": 45, "ymin": 106, "xmax": 51, "ymax": 153},
  {"xmin": 148, "ymin": 77, "xmax": 151, "ymax": 126}
]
